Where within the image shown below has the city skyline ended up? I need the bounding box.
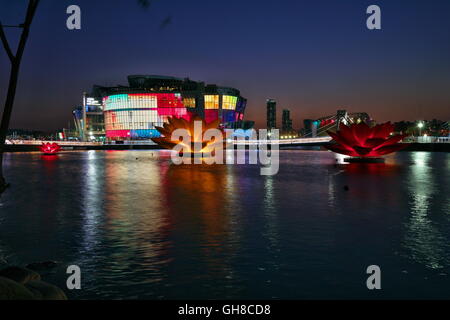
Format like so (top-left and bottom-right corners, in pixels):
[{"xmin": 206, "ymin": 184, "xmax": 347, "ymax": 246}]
[
  {"xmin": 1, "ymin": 0, "xmax": 450, "ymax": 131},
  {"xmin": 1, "ymin": 0, "xmax": 450, "ymax": 304}
]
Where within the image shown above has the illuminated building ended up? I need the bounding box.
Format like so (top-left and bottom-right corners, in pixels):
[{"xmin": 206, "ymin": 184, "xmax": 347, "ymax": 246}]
[
  {"xmin": 73, "ymin": 75, "xmax": 249, "ymax": 140},
  {"xmin": 73, "ymin": 95, "xmax": 105, "ymax": 141},
  {"xmin": 280, "ymin": 108, "xmax": 297, "ymax": 139},
  {"xmin": 266, "ymin": 99, "xmax": 276, "ymax": 131}
]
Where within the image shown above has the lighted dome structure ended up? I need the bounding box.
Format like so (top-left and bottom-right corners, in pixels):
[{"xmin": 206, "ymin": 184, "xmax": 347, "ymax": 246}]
[{"xmin": 74, "ymin": 75, "xmax": 250, "ymax": 141}]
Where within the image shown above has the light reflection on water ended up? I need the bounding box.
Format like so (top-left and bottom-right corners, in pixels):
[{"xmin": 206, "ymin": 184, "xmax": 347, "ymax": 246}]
[
  {"xmin": 403, "ymin": 152, "xmax": 447, "ymax": 270},
  {"xmin": 0, "ymin": 150, "xmax": 449, "ymax": 299}
]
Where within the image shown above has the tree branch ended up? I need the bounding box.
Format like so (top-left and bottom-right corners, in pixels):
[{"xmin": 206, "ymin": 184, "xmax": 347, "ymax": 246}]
[
  {"xmin": 0, "ymin": 22, "xmax": 15, "ymax": 62},
  {"xmin": 14, "ymin": 0, "xmax": 40, "ymax": 62}
]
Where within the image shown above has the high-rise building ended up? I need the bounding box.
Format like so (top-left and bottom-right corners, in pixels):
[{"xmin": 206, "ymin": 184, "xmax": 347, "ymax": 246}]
[
  {"xmin": 282, "ymin": 109, "xmax": 293, "ymax": 133},
  {"xmin": 267, "ymin": 99, "xmax": 276, "ymax": 130},
  {"xmin": 72, "ymin": 95, "xmax": 105, "ymax": 141}
]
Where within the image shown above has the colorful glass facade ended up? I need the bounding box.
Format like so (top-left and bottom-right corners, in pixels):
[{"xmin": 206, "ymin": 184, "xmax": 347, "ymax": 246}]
[
  {"xmin": 104, "ymin": 93, "xmax": 190, "ymax": 139},
  {"xmin": 104, "ymin": 93, "xmax": 246, "ymax": 139},
  {"xmin": 77, "ymin": 75, "xmax": 249, "ymax": 140}
]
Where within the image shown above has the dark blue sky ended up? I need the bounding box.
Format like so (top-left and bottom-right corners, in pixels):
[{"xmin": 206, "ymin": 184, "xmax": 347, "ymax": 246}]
[{"xmin": 1, "ymin": 0, "xmax": 449, "ymax": 130}]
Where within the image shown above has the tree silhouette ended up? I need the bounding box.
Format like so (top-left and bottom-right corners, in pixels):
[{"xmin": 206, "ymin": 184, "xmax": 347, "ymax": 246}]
[{"xmin": 0, "ymin": 0, "xmax": 40, "ymax": 194}]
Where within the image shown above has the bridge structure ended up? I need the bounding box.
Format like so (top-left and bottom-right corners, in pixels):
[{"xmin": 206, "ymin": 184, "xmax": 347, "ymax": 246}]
[
  {"xmin": 233, "ymin": 136, "xmax": 332, "ymax": 147},
  {"xmin": 235, "ymin": 110, "xmax": 372, "ymax": 147},
  {"xmin": 301, "ymin": 110, "xmax": 372, "ymax": 138}
]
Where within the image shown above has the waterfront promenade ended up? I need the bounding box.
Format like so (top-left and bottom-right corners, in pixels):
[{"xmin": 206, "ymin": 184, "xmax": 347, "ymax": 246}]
[{"xmin": 3, "ymin": 136, "xmax": 450, "ymax": 152}]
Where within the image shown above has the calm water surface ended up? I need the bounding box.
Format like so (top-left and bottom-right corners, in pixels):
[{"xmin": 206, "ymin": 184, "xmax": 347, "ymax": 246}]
[{"xmin": 1, "ymin": 150, "xmax": 449, "ymax": 299}]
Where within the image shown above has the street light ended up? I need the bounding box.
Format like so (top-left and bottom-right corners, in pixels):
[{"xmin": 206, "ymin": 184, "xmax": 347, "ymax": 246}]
[{"xmin": 417, "ymin": 121, "xmax": 424, "ymax": 137}]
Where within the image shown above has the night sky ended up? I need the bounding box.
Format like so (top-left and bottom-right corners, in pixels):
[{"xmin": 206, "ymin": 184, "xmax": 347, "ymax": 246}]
[{"xmin": 1, "ymin": 0, "xmax": 449, "ymax": 131}]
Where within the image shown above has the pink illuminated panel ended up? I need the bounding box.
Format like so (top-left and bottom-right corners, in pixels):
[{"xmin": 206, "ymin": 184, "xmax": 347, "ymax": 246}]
[{"xmin": 106, "ymin": 130, "xmax": 131, "ymax": 138}]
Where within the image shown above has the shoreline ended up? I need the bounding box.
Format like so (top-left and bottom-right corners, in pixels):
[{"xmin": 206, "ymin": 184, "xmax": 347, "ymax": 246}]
[{"xmin": 3, "ymin": 142, "xmax": 450, "ymax": 153}]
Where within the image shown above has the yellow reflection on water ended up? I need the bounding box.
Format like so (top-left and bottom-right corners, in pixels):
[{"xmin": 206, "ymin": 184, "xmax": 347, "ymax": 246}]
[
  {"xmin": 160, "ymin": 162, "xmax": 238, "ymax": 280},
  {"xmin": 161, "ymin": 163, "xmax": 231, "ymax": 243}
]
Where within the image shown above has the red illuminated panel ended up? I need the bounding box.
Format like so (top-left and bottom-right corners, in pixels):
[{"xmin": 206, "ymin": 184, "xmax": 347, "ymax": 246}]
[
  {"xmin": 157, "ymin": 107, "xmax": 188, "ymax": 117},
  {"xmin": 106, "ymin": 130, "xmax": 131, "ymax": 138},
  {"xmin": 159, "ymin": 94, "xmax": 184, "ymax": 108},
  {"xmin": 126, "ymin": 93, "xmax": 185, "ymax": 107},
  {"xmin": 320, "ymin": 119, "xmax": 335, "ymax": 127},
  {"xmin": 204, "ymin": 110, "xmax": 219, "ymax": 123}
]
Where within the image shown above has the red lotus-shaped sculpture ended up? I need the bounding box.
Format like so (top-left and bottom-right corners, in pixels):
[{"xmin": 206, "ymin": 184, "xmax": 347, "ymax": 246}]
[
  {"xmin": 325, "ymin": 122, "xmax": 408, "ymax": 157},
  {"xmin": 39, "ymin": 142, "xmax": 61, "ymax": 155}
]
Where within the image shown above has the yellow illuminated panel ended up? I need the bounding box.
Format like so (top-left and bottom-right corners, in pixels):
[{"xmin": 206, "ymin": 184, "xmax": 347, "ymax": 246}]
[
  {"xmin": 204, "ymin": 95, "xmax": 219, "ymax": 109},
  {"xmin": 183, "ymin": 97, "xmax": 196, "ymax": 108},
  {"xmin": 222, "ymin": 95, "xmax": 237, "ymax": 110}
]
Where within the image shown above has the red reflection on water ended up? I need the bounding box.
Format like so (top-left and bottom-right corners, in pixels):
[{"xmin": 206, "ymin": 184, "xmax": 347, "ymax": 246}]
[
  {"xmin": 332, "ymin": 159, "xmax": 404, "ymax": 208},
  {"xmin": 41, "ymin": 154, "xmax": 58, "ymax": 162},
  {"xmin": 343, "ymin": 162, "xmax": 401, "ymax": 176}
]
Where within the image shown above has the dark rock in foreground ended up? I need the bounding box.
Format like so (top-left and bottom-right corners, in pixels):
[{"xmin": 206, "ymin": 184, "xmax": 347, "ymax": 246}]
[
  {"xmin": 0, "ymin": 266, "xmax": 41, "ymax": 284},
  {"xmin": 0, "ymin": 276, "xmax": 36, "ymax": 300},
  {"xmin": 25, "ymin": 280, "xmax": 67, "ymax": 300},
  {"xmin": 0, "ymin": 266, "xmax": 67, "ymax": 300}
]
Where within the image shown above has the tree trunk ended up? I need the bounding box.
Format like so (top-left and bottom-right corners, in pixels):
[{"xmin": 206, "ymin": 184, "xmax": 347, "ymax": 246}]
[
  {"xmin": 0, "ymin": 0, "xmax": 39, "ymax": 194},
  {"xmin": 0, "ymin": 62, "xmax": 21, "ymax": 193}
]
